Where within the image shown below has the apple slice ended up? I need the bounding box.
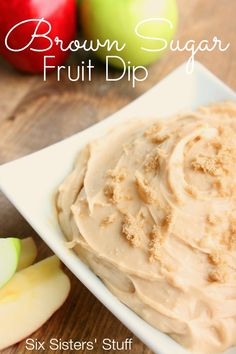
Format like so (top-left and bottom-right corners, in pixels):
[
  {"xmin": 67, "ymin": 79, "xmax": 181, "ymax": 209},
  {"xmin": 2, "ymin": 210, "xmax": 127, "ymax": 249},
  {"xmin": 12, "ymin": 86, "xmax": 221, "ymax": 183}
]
[
  {"xmin": 0, "ymin": 238, "xmax": 21, "ymax": 289},
  {"xmin": 0, "ymin": 256, "xmax": 70, "ymax": 350},
  {"xmin": 17, "ymin": 237, "xmax": 37, "ymax": 271}
]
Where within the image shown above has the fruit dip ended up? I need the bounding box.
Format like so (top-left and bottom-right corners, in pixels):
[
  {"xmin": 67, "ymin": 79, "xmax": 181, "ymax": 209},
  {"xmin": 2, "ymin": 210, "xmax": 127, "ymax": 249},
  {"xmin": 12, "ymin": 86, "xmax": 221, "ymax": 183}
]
[{"xmin": 56, "ymin": 102, "xmax": 236, "ymax": 354}]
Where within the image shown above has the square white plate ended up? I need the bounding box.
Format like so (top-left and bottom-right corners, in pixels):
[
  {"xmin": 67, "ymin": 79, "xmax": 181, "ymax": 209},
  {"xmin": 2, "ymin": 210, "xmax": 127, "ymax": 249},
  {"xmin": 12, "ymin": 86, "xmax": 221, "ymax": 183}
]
[{"xmin": 0, "ymin": 62, "xmax": 236, "ymax": 354}]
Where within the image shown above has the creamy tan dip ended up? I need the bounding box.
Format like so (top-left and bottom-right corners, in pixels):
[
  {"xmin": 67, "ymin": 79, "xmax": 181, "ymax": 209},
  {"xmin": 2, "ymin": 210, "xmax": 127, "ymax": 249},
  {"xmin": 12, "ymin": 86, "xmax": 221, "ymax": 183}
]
[{"xmin": 56, "ymin": 102, "xmax": 236, "ymax": 354}]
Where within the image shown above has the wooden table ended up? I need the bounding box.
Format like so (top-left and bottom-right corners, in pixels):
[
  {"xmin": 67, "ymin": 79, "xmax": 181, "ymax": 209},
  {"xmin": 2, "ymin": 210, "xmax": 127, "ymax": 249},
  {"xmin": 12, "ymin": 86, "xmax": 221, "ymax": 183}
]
[{"xmin": 1, "ymin": 0, "xmax": 235, "ymax": 353}]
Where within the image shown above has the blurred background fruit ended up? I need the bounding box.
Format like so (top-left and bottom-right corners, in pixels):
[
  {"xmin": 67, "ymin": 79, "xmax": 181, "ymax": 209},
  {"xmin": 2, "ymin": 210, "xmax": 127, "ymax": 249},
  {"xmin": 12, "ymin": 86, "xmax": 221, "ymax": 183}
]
[
  {"xmin": 80, "ymin": 0, "xmax": 178, "ymax": 69},
  {"xmin": 0, "ymin": 0, "xmax": 77, "ymax": 73}
]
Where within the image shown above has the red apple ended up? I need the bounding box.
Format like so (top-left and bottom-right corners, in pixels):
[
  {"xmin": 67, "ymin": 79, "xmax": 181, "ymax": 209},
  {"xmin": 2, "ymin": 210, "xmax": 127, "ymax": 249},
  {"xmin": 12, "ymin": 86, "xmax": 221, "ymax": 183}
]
[{"xmin": 0, "ymin": 0, "xmax": 77, "ymax": 73}]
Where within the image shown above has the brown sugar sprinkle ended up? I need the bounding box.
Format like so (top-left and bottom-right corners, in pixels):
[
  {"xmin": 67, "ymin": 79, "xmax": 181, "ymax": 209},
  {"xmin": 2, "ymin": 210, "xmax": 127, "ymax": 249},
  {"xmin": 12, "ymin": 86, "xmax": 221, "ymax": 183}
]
[
  {"xmin": 144, "ymin": 123, "xmax": 163, "ymax": 137},
  {"xmin": 192, "ymin": 144, "xmax": 236, "ymax": 177},
  {"xmin": 144, "ymin": 123, "xmax": 170, "ymax": 144},
  {"xmin": 208, "ymin": 265, "xmax": 227, "ymax": 283},
  {"xmin": 151, "ymin": 134, "xmax": 170, "ymax": 144},
  {"xmin": 149, "ymin": 225, "xmax": 166, "ymax": 263},
  {"xmin": 219, "ymin": 146, "xmax": 236, "ymax": 167},
  {"xmin": 163, "ymin": 213, "xmax": 172, "ymax": 225},
  {"xmin": 150, "ymin": 225, "xmax": 166, "ymax": 243},
  {"xmin": 207, "ymin": 214, "xmax": 221, "ymax": 225},
  {"xmin": 121, "ymin": 214, "xmax": 142, "ymax": 247},
  {"xmin": 208, "ymin": 249, "xmax": 228, "ymax": 283},
  {"xmin": 104, "ymin": 182, "xmax": 121, "ymax": 204},
  {"xmin": 162, "ymin": 212, "xmax": 175, "ymax": 233},
  {"xmin": 208, "ymin": 251, "xmax": 224, "ymax": 266},
  {"xmin": 106, "ymin": 168, "xmax": 127, "ymax": 182},
  {"xmin": 144, "ymin": 151, "xmax": 159, "ymax": 173},
  {"xmin": 192, "ymin": 155, "xmax": 225, "ymax": 176},
  {"xmin": 101, "ymin": 214, "xmax": 116, "ymax": 227},
  {"xmin": 149, "ymin": 239, "xmax": 162, "ymax": 263},
  {"xmin": 135, "ymin": 174, "xmax": 157, "ymax": 204},
  {"xmin": 150, "ymin": 133, "xmax": 170, "ymax": 144},
  {"xmin": 210, "ymin": 139, "xmax": 222, "ymax": 150}
]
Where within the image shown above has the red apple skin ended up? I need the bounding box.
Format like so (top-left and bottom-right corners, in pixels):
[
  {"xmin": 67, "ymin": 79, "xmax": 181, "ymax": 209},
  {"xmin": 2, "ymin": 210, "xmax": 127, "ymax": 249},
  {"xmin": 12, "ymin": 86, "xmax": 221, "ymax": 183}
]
[{"xmin": 0, "ymin": 0, "xmax": 77, "ymax": 73}]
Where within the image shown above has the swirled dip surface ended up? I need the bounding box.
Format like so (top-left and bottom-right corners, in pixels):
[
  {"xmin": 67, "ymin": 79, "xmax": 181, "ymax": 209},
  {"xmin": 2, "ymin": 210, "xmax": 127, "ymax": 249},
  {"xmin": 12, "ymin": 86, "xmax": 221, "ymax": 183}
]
[{"xmin": 57, "ymin": 102, "xmax": 236, "ymax": 354}]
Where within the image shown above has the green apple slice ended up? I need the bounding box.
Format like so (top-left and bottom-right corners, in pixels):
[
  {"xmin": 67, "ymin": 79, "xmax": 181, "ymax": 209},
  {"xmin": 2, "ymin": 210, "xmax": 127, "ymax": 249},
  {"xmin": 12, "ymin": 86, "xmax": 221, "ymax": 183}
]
[
  {"xmin": 0, "ymin": 238, "xmax": 21, "ymax": 289},
  {"xmin": 17, "ymin": 237, "xmax": 37, "ymax": 271},
  {"xmin": 0, "ymin": 256, "xmax": 70, "ymax": 350}
]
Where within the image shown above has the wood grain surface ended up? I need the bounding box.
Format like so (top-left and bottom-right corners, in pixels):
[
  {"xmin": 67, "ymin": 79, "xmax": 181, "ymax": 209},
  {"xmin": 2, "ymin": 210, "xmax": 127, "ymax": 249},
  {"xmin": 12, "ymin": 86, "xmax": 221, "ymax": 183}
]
[{"xmin": 0, "ymin": 0, "xmax": 236, "ymax": 353}]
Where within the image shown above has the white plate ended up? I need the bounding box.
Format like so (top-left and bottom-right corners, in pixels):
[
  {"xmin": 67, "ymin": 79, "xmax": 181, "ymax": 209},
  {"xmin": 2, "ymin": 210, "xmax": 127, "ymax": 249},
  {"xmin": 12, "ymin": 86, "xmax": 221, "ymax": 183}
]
[{"xmin": 0, "ymin": 62, "xmax": 236, "ymax": 354}]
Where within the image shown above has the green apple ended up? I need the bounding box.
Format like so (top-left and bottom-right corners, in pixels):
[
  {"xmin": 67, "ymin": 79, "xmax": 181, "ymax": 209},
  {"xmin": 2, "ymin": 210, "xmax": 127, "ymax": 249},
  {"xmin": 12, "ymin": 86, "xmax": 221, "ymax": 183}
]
[
  {"xmin": 17, "ymin": 237, "xmax": 37, "ymax": 271},
  {"xmin": 80, "ymin": 0, "xmax": 178, "ymax": 68},
  {"xmin": 0, "ymin": 238, "xmax": 21, "ymax": 289},
  {"xmin": 0, "ymin": 256, "xmax": 70, "ymax": 350}
]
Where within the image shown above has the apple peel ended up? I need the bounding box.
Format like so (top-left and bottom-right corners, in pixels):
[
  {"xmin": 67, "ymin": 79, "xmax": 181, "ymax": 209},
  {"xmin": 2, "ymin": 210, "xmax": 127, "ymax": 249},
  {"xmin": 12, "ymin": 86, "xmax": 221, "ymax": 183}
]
[
  {"xmin": 17, "ymin": 237, "xmax": 38, "ymax": 271},
  {"xmin": 0, "ymin": 256, "xmax": 70, "ymax": 350},
  {"xmin": 0, "ymin": 238, "xmax": 21, "ymax": 289}
]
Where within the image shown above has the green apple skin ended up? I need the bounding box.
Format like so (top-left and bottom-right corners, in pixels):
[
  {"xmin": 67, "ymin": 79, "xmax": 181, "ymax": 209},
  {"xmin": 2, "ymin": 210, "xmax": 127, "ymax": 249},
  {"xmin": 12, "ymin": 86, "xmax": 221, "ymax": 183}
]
[
  {"xmin": 80, "ymin": 0, "xmax": 178, "ymax": 68},
  {"xmin": 11, "ymin": 238, "xmax": 21, "ymax": 258},
  {"xmin": 0, "ymin": 238, "xmax": 21, "ymax": 289},
  {"xmin": 17, "ymin": 237, "xmax": 37, "ymax": 271}
]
